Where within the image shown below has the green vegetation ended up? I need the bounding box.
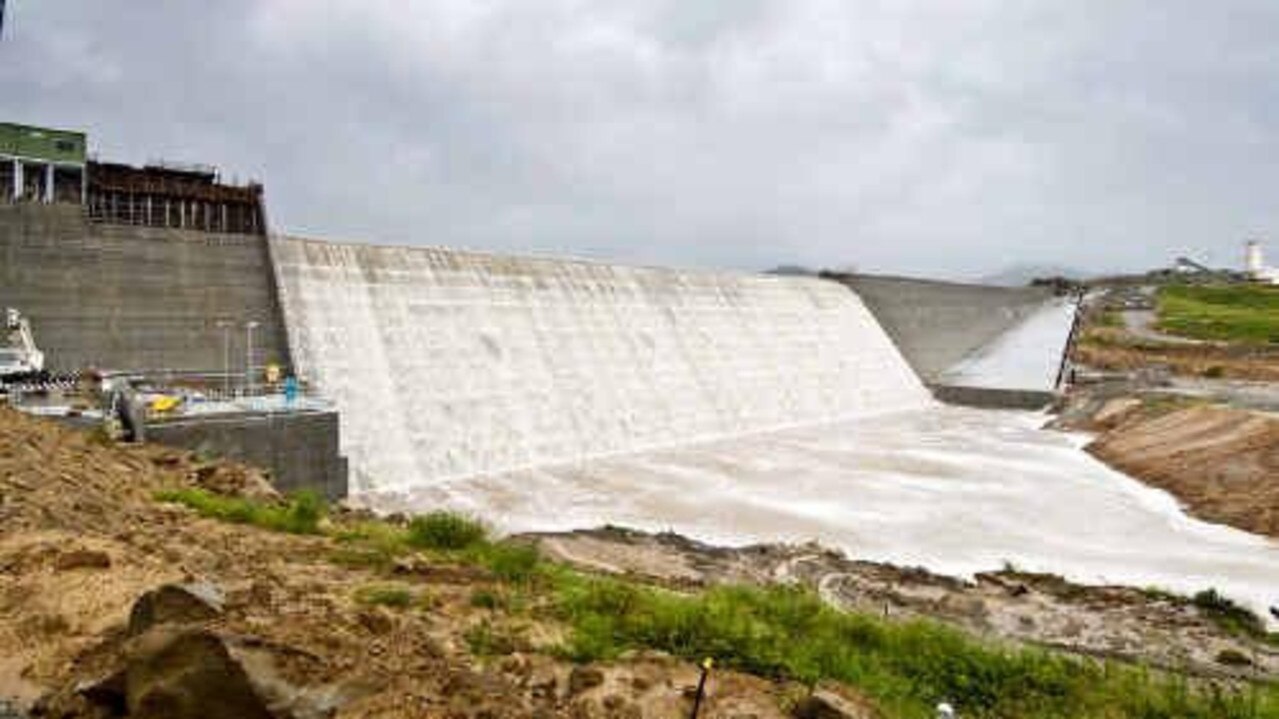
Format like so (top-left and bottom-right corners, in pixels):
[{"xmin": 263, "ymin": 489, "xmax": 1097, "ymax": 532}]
[
  {"xmin": 1094, "ymin": 309, "xmax": 1124, "ymax": 328},
  {"xmin": 407, "ymin": 511, "xmax": 489, "ymax": 550},
  {"xmin": 464, "ymin": 620, "xmax": 520, "ymax": 656},
  {"xmin": 1192, "ymin": 589, "xmax": 1278, "ymax": 645},
  {"xmin": 354, "ymin": 584, "xmax": 415, "ymax": 609},
  {"xmin": 553, "ymin": 576, "xmax": 1279, "ymax": 718},
  {"xmin": 154, "ymin": 487, "xmax": 326, "ymax": 535},
  {"xmin": 1141, "ymin": 586, "xmax": 1278, "ymax": 646},
  {"xmin": 155, "ymin": 492, "xmax": 1279, "ymax": 718},
  {"xmin": 1157, "ymin": 284, "xmax": 1279, "ymax": 343}
]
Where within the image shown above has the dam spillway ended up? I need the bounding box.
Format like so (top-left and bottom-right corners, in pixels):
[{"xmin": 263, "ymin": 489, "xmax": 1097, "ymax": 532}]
[
  {"xmin": 270, "ymin": 236, "xmax": 1279, "ymax": 618},
  {"xmin": 269, "ymin": 236, "xmax": 932, "ymax": 491}
]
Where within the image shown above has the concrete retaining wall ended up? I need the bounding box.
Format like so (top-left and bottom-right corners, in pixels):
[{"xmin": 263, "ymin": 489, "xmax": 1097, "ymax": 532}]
[
  {"xmin": 146, "ymin": 409, "xmax": 347, "ymax": 500},
  {"xmin": 0, "ymin": 204, "xmax": 290, "ymax": 375},
  {"xmin": 829, "ymin": 273, "xmax": 1052, "ymax": 382},
  {"xmin": 927, "ymin": 384, "xmax": 1056, "ymax": 410}
]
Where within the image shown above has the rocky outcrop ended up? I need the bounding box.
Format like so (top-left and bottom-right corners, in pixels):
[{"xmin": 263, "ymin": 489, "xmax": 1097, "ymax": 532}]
[
  {"xmin": 123, "ymin": 628, "xmax": 274, "ymax": 719},
  {"xmin": 127, "ymin": 583, "xmax": 224, "ymax": 637}
]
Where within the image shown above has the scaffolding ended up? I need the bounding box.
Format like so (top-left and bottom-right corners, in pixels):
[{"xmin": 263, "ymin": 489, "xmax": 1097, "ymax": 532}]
[{"xmin": 84, "ymin": 161, "xmax": 264, "ymax": 234}]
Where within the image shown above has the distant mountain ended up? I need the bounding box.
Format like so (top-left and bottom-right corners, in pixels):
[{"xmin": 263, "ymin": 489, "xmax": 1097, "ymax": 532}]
[
  {"xmin": 979, "ymin": 263, "xmax": 1091, "ymax": 287},
  {"xmin": 764, "ymin": 265, "xmax": 819, "ymax": 277}
]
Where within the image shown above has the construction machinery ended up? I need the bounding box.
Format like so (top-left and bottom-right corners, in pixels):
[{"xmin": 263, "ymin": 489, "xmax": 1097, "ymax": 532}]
[{"xmin": 0, "ymin": 308, "xmax": 46, "ymax": 388}]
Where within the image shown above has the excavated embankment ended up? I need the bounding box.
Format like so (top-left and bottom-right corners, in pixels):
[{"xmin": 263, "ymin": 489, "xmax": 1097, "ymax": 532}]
[
  {"xmin": 1084, "ymin": 402, "xmax": 1279, "ymax": 539},
  {"xmin": 0, "ymin": 407, "xmax": 808, "ymax": 717}
]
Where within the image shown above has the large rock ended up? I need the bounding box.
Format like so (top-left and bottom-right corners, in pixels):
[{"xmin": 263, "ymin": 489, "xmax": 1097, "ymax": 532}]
[
  {"xmin": 125, "ymin": 628, "xmax": 273, "ymax": 719},
  {"xmin": 792, "ymin": 685, "xmax": 881, "ymax": 719},
  {"xmin": 127, "ymin": 582, "xmax": 224, "ymax": 636}
]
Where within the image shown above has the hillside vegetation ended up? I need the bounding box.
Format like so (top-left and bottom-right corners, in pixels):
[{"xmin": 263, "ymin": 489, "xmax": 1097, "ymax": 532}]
[{"xmin": 1157, "ymin": 284, "xmax": 1279, "ymax": 343}]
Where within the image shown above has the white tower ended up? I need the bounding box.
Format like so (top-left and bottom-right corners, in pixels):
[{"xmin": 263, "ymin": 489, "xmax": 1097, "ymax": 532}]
[{"xmin": 1245, "ymin": 241, "xmax": 1265, "ymax": 277}]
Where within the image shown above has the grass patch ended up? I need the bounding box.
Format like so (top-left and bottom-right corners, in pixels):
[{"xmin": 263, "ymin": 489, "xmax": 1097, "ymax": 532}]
[
  {"xmin": 552, "ymin": 576, "xmax": 1279, "ymax": 718},
  {"xmin": 464, "ymin": 620, "xmax": 520, "ymax": 656},
  {"xmin": 354, "ymin": 583, "xmax": 414, "ymax": 609},
  {"xmin": 1094, "ymin": 310, "xmax": 1124, "ymax": 328},
  {"xmin": 407, "ymin": 511, "xmax": 489, "ymax": 550},
  {"xmin": 1157, "ymin": 284, "xmax": 1279, "ymax": 343},
  {"xmin": 469, "ymin": 541, "xmax": 543, "ymax": 584},
  {"xmin": 1191, "ymin": 589, "xmax": 1279, "ymax": 644},
  {"xmin": 154, "ymin": 487, "xmax": 326, "ymax": 535}
]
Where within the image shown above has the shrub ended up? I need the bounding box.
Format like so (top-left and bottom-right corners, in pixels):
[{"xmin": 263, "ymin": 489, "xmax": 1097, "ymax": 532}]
[
  {"xmin": 406, "ymin": 511, "xmax": 488, "ymax": 550},
  {"xmin": 470, "ymin": 588, "xmax": 502, "ymax": 610},
  {"xmin": 278, "ymin": 490, "xmax": 326, "ymax": 534}
]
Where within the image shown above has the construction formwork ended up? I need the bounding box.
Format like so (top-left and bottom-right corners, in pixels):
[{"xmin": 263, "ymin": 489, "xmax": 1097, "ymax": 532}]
[{"xmin": 85, "ymin": 161, "xmax": 264, "ymax": 234}]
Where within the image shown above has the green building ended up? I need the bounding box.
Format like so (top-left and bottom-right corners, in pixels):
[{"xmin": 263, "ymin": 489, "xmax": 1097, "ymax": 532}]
[{"xmin": 0, "ymin": 122, "xmax": 87, "ymax": 203}]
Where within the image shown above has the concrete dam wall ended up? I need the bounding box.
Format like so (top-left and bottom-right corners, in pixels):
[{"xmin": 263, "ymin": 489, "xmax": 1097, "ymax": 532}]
[
  {"xmin": 0, "ymin": 204, "xmax": 290, "ymax": 374},
  {"xmin": 271, "ymin": 236, "xmax": 931, "ymax": 492},
  {"xmin": 831, "ymin": 273, "xmax": 1054, "ymax": 383}
]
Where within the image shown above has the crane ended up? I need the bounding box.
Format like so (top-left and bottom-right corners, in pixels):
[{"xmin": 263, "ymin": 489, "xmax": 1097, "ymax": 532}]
[{"xmin": 0, "ymin": 308, "xmax": 46, "ymax": 387}]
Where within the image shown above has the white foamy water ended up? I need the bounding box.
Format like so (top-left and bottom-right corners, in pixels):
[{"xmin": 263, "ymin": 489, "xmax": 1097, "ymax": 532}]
[
  {"xmin": 271, "ymin": 236, "xmax": 1278, "ymax": 615},
  {"xmin": 367, "ymin": 406, "xmax": 1279, "ymax": 618},
  {"xmin": 938, "ymin": 298, "xmax": 1078, "ymax": 391},
  {"xmin": 271, "ymin": 237, "xmax": 929, "ymax": 492}
]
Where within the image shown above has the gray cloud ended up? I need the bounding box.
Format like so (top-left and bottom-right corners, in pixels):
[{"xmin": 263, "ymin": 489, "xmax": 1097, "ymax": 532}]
[{"xmin": 3, "ymin": 0, "xmax": 1278, "ymax": 279}]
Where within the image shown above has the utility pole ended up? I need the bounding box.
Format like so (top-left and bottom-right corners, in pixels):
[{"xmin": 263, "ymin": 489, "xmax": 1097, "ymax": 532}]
[
  {"xmin": 245, "ymin": 320, "xmax": 260, "ymax": 395},
  {"xmin": 216, "ymin": 320, "xmax": 232, "ymax": 397}
]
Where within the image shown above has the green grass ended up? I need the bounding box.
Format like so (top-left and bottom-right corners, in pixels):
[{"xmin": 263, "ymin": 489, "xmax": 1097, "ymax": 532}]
[
  {"xmin": 1192, "ymin": 589, "xmax": 1279, "ymax": 645},
  {"xmin": 1157, "ymin": 284, "xmax": 1279, "ymax": 343},
  {"xmin": 552, "ymin": 576, "xmax": 1279, "ymax": 719},
  {"xmin": 354, "ymin": 583, "xmax": 415, "ymax": 608},
  {"xmin": 1141, "ymin": 586, "xmax": 1279, "ymax": 646},
  {"xmin": 154, "ymin": 487, "xmax": 326, "ymax": 534},
  {"xmin": 407, "ymin": 511, "xmax": 489, "ymax": 550},
  {"xmin": 154, "ymin": 492, "xmax": 1279, "ymax": 718}
]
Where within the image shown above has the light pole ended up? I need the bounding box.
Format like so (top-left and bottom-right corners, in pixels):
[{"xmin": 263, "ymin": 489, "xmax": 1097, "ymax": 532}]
[
  {"xmin": 245, "ymin": 321, "xmax": 260, "ymax": 396},
  {"xmin": 216, "ymin": 320, "xmax": 232, "ymax": 398}
]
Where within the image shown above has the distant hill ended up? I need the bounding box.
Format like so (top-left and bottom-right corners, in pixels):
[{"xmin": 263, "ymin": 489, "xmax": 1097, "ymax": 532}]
[
  {"xmin": 764, "ymin": 265, "xmax": 819, "ymax": 277},
  {"xmin": 979, "ymin": 263, "xmax": 1091, "ymax": 287}
]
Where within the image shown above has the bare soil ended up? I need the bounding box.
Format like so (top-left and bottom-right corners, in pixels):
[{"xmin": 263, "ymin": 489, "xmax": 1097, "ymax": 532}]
[
  {"xmin": 1073, "ymin": 326, "xmax": 1279, "ymax": 381},
  {"xmin": 1084, "ymin": 402, "xmax": 1279, "ymax": 539},
  {"xmin": 0, "ymin": 407, "xmax": 803, "ymax": 717}
]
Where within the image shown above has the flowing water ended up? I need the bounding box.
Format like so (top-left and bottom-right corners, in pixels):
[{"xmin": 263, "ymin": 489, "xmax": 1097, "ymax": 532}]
[
  {"xmin": 271, "ymin": 236, "xmax": 1279, "ymax": 615},
  {"xmin": 271, "ymin": 236, "xmax": 929, "ymax": 491},
  {"xmin": 367, "ymin": 406, "xmax": 1279, "ymax": 617}
]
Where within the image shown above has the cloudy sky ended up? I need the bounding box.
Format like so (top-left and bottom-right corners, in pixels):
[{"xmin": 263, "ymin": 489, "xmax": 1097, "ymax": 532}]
[{"xmin": 3, "ymin": 2, "xmax": 1278, "ymax": 279}]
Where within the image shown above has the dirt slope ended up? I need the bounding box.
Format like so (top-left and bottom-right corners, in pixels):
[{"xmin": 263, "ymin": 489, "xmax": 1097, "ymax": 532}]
[
  {"xmin": 1087, "ymin": 404, "xmax": 1279, "ymax": 538},
  {"xmin": 0, "ymin": 408, "xmax": 798, "ymax": 718}
]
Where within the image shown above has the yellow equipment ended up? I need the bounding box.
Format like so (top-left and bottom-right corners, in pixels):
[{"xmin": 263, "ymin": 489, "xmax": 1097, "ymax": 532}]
[{"xmin": 148, "ymin": 394, "xmax": 182, "ymax": 414}]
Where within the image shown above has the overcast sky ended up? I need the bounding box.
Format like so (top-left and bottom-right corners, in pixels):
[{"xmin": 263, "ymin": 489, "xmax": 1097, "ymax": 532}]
[{"xmin": 3, "ymin": 2, "xmax": 1278, "ymax": 279}]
